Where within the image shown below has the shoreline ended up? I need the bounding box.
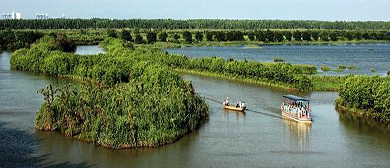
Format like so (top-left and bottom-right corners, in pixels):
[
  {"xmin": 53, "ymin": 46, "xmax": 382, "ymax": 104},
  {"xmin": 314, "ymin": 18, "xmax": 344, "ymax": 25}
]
[{"xmin": 335, "ymin": 99, "xmax": 390, "ymax": 128}]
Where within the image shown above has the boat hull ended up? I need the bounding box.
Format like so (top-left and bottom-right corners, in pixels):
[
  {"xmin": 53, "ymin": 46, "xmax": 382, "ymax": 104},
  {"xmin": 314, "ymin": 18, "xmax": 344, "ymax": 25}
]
[
  {"xmin": 223, "ymin": 105, "xmax": 246, "ymax": 112},
  {"xmin": 282, "ymin": 111, "xmax": 312, "ymax": 123}
]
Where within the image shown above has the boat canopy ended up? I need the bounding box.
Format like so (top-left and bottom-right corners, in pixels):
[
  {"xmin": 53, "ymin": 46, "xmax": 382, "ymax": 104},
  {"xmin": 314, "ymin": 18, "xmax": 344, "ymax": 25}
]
[{"xmin": 283, "ymin": 94, "xmax": 309, "ymax": 102}]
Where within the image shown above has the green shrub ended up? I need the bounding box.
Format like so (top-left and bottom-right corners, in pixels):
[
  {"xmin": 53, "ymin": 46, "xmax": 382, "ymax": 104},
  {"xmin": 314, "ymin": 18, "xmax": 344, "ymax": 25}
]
[
  {"xmin": 273, "ymin": 57, "xmax": 285, "ymax": 62},
  {"xmin": 321, "ymin": 65, "xmax": 330, "ymax": 71},
  {"xmin": 338, "ymin": 65, "xmax": 346, "ymax": 69},
  {"xmin": 371, "ymin": 67, "xmax": 375, "ymax": 72},
  {"xmin": 347, "ymin": 65, "xmax": 357, "ymax": 70}
]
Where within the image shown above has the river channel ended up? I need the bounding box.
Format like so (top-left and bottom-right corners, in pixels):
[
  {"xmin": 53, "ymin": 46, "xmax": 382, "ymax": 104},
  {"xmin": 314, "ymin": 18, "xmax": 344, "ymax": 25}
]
[{"xmin": 1, "ymin": 45, "xmax": 390, "ymax": 167}]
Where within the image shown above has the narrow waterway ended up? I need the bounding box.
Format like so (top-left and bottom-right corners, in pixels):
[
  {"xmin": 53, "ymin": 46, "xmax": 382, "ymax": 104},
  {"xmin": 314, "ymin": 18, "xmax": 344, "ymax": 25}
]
[{"xmin": 1, "ymin": 49, "xmax": 390, "ymax": 167}]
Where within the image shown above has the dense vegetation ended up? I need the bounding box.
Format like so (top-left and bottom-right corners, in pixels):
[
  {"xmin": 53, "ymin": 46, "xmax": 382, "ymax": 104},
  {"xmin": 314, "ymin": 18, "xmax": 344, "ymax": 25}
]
[
  {"xmin": 11, "ymin": 36, "xmax": 208, "ymax": 149},
  {"xmin": 337, "ymin": 76, "xmax": 390, "ymax": 125},
  {"xmin": 2, "ymin": 19, "xmax": 390, "ymax": 30},
  {"xmin": 0, "ymin": 30, "xmax": 43, "ymax": 50}
]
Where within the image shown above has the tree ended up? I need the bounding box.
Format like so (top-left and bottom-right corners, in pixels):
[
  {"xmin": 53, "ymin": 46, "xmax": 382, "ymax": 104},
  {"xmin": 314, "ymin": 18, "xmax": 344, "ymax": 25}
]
[
  {"xmin": 266, "ymin": 30, "xmax": 275, "ymax": 42},
  {"xmin": 256, "ymin": 31, "xmax": 266, "ymax": 42},
  {"xmin": 283, "ymin": 31, "xmax": 292, "ymax": 41},
  {"xmin": 293, "ymin": 31, "xmax": 302, "ymax": 41},
  {"xmin": 226, "ymin": 31, "xmax": 235, "ymax": 41},
  {"xmin": 354, "ymin": 32, "xmax": 362, "ymax": 40},
  {"xmin": 362, "ymin": 32, "xmax": 370, "ymax": 39},
  {"xmin": 120, "ymin": 29, "xmax": 132, "ymax": 42},
  {"xmin": 182, "ymin": 31, "xmax": 193, "ymax": 43},
  {"xmin": 385, "ymin": 32, "xmax": 390, "ymax": 41},
  {"xmin": 107, "ymin": 29, "xmax": 117, "ymax": 38},
  {"xmin": 135, "ymin": 34, "xmax": 144, "ymax": 44},
  {"xmin": 329, "ymin": 32, "xmax": 338, "ymax": 41},
  {"xmin": 274, "ymin": 32, "xmax": 284, "ymax": 42},
  {"xmin": 146, "ymin": 31, "xmax": 157, "ymax": 43},
  {"xmin": 320, "ymin": 32, "xmax": 329, "ymax": 41},
  {"xmin": 195, "ymin": 31, "xmax": 203, "ymax": 42},
  {"xmin": 311, "ymin": 31, "xmax": 319, "ymax": 41},
  {"xmin": 248, "ymin": 32, "xmax": 256, "ymax": 41},
  {"xmin": 214, "ymin": 31, "xmax": 226, "ymax": 41},
  {"xmin": 158, "ymin": 32, "xmax": 168, "ymax": 42},
  {"xmin": 345, "ymin": 31, "xmax": 354, "ymax": 40},
  {"xmin": 173, "ymin": 33, "xmax": 180, "ymax": 42},
  {"xmin": 205, "ymin": 31, "xmax": 214, "ymax": 41},
  {"xmin": 302, "ymin": 31, "xmax": 311, "ymax": 41}
]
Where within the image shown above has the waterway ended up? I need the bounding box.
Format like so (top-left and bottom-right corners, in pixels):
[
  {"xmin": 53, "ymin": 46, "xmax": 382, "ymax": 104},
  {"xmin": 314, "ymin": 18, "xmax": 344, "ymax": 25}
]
[
  {"xmin": 165, "ymin": 44, "xmax": 390, "ymax": 75},
  {"xmin": 2, "ymin": 46, "xmax": 390, "ymax": 167}
]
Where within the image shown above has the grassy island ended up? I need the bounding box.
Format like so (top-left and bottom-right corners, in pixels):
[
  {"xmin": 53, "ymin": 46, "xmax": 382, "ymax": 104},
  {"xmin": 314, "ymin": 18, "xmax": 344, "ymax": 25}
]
[
  {"xmin": 336, "ymin": 76, "xmax": 390, "ymax": 126},
  {"xmin": 11, "ymin": 35, "xmax": 208, "ymax": 149}
]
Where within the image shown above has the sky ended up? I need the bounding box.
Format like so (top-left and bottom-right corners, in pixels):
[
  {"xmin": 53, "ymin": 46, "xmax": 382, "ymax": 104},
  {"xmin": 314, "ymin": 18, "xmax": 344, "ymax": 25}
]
[{"xmin": 1, "ymin": 0, "xmax": 390, "ymax": 21}]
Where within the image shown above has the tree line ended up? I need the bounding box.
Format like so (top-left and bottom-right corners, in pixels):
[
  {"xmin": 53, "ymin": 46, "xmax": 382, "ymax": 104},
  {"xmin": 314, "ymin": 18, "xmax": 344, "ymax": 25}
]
[
  {"xmin": 2, "ymin": 19, "xmax": 390, "ymax": 30},
  {"xmin": 109, "ymin": 29, "xmax": 390, "ymax": 44}
]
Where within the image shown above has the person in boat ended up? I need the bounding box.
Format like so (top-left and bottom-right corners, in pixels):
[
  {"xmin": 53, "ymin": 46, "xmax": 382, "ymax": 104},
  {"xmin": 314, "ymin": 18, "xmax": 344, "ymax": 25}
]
[
  {"xmin": 236, "ymin": 101, "xmax": 241, "ymax": 108},
  {"xmin": 241, "ymin": 102, "xmax": 245, "ymax": 109},
  {"xmin": 223, "ymin": 97, "xmax": 229, "ymax": 106}
]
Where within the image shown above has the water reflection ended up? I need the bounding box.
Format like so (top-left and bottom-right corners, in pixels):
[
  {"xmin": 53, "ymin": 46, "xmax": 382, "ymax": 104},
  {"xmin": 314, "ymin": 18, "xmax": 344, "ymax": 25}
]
[
  {"xmin": 282, "ymin": 119, "xmax": 312, "ymax": 153},
  {"xmin": 223, "ymin": 109, "xmax": 246, "ymax": 121}
]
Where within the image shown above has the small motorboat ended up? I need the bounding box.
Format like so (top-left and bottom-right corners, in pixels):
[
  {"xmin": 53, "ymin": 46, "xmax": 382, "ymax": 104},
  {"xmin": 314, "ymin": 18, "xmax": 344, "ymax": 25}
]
[{"xmin": 223, "ymin": 98, "xmax": 246, "ymax": 112}]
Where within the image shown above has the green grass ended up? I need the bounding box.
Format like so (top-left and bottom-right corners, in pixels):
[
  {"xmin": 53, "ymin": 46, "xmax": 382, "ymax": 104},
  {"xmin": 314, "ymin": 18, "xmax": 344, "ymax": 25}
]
[
  {"xmin": 321, "ymin": 65, "xmax": 330, "ymax": 71},
  {"xmin": 347, "ymin": 65, "xmax": 357, "ymax": 70},
  {"xmin": 273, "ymin": 57, "xmax": 285, "ymax": 62}
]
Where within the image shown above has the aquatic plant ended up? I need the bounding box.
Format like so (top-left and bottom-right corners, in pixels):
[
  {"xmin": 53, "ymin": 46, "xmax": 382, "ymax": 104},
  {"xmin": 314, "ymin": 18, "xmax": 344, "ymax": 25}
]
[
  {"xmin": 273, "ymin": 57, "xmax": 285, "ymax": 62},
  {"xmin": 347, "ymin": 65, "xmax": 357, "ymax": 70},
  {"xmin": 321, "ymin": 65, "xmax": 330, "ymax": 71}
]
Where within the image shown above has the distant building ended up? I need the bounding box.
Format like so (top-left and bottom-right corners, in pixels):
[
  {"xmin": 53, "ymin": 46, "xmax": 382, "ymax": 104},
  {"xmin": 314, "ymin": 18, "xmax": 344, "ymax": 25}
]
[
  {"xmin": 2, "ymin": 11, "xmax": 21, "ymax": 20},
  {"xmin": 36, "ymin": 13, "xmax": 49, "ymax": 19}
]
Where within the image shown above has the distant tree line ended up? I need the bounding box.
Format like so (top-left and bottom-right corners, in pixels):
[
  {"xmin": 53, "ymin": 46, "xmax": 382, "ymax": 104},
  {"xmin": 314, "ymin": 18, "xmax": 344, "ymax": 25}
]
[
  {"xmin": 108, "ymin": 29, "xmax": 390, "ymax": 44},
  {"xmin": 2, "ymin": 19, "xmax": 390, "ymax": 30}
]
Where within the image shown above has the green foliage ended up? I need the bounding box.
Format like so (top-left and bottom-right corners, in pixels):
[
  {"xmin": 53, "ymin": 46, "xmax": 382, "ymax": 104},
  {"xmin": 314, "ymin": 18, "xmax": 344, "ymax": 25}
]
[
  {"xmin": 274, "ymin": 32, "xmax": 284, "ymax": 42},
  {"xmin": 182, "ymin": 31, "xmax": 193, "ymax": 43},
  {"xmin": 146, "ymin": 31, "xmax": 157, "ymax": 43},
  {"xmin": 3, "ymin": 19, "xmax": 390, "ymax": 30},
  {"xmin": 371, "ymin": 67, "xmax": 375, "ymax": 72},
  {"xmin": 329, "ymin": 32, "xmax": 338, "ymax": 41},
  {"xmin": 338, "ymin": 65, "xmax": 346, "ymax": 69},
  {"xmin": 214, "ymin": 31, "xmax": 226, "ymax": 41},
  {"xmin": 135, "ymin": 34, "xmax": 144, "ymax": 44},
  {"xmin": 173, "ymin": 33, "xmax": 180, "ymax": 42},
  {"xmin": 283, "ymin": 31, "xmax": 292, "ymax": 41},
  {"xmin": 120, "ymin": 29, "xmax": 132, "ymax": 42},
  {"xmin": 205, "ymin": 31, "xmax": 214, "ymax": 41},
  {"xmin": 302, "ymin": 31, "xmax": 311, "ymax": 41},
  {"xmin": 273, "ymin": 57, "xmax": 285, "ymax": 62},
  {"xmin": 321, "ymin": 65, "xmax": 330, "ymax": 71},
  {"xmin": 107, "ymin": 29, "xmax": 117, "ymax": 38},
  {"xmin": 0, "ymin": 29, "xmax": 43, "ymax": 51},
  {"xmin": 195, "ymin": 32, "xmax": 203, "ymax": 42},
  {"xmin": 158, "ymin": 32, "xmax": 168, "ymax": 42},
  {"xmin": 248, "ymin": 32, "xmax": 256, "ymax": 41},
  {"xmin": 347, "ymin": 65, "xmax": 357, "ymax": 70},
  {"xmin": 320, "ymin": 32, "xmax": 329, "ymax": 41},
  {"xmin": 293, "ymin": 31, "xmax": 302, "ymax": 41},
  {"xmin": 14, "ymin": 37, "xmax": 209, "ymax": 149},
  {"xmin": 338, "ymin": 76, "xmax": 390, "ymax": 124}
]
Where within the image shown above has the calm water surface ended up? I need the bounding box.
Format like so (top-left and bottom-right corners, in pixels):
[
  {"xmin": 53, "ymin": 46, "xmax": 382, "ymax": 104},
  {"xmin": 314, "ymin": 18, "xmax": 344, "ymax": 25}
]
[
  {"xmin": 165, "ymin": 44, "xmax": 390, "ymax": 75},
  {"xmin": 75, "ymin": 45, "xmax": 105, "ymax": 55},
  {"xmin": 1, "ymin": 48, "xmax": 390, "ymax": 167}
]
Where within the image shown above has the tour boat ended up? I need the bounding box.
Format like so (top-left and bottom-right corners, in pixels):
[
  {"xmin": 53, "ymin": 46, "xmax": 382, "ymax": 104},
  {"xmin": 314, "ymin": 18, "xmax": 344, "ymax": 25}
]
[{"xmin": 281, "ymin": 94, "xmax": 312, "ymax": 123}]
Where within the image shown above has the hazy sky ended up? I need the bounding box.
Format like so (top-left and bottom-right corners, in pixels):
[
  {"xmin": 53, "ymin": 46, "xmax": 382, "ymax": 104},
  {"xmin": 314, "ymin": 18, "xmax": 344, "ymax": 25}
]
[{"xmin": 1, "ymin": 0, "xmax": 390, "ymax": 21}]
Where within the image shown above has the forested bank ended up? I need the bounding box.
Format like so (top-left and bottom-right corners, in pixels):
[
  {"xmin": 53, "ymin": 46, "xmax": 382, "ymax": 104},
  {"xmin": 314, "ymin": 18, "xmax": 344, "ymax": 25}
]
[
  {"xmin": 336, "ymin": 76, "xmax": 390, "ymax": 126},
  {"xmin": 2, "ymin": 19, "xmax": 390, "ymax": 30},
  {"xmin": 11, "ymin": 35, "xmax": 208, "ymax": 149}
]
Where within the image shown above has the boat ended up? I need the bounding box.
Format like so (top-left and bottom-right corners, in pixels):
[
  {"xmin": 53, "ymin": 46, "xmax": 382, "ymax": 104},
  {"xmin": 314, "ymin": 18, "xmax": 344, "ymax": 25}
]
[
  {"xmin": 222, "ymin": 98, "xmax": 246, "ymax": 112},
  {"xmin": 223, "ymin": 104, "xmax": 246, "ymax": 112},
  {"xmin": 281, "ymin": 94, "xmax": 312, "ymax": 123}
]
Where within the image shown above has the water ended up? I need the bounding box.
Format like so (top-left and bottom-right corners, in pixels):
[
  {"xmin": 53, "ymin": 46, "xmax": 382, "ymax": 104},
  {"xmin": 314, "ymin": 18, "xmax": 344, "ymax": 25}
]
[
  {"xmin": 75, "ymin": 45, "xmax": 105, "ymax": 55},
  {"xmin": 2, "ymin": 49, "xmax": 390, "ymax": 167},
  {"xmin": 165, "ymin": 44, "xmax": 390, "ymax": 75}
]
